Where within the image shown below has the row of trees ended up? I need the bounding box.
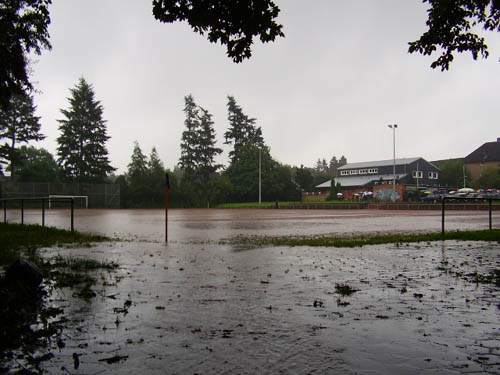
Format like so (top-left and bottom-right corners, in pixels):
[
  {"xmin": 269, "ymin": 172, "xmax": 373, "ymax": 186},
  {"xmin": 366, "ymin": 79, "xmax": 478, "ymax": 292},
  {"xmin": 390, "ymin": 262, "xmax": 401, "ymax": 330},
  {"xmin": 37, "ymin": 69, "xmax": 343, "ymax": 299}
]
[
  {"xmin": 438, "ymin": 160, "xmax": 500, "ymax": 190},
  {"xmin": 0, "ymin": 78, "xmax": 115, "ymax": 182},
  {"xmin": 0, "ymin": 81, "xmax": 338, "ymax": 207},
  {"xmin": 117, "ymin": 95, "xmax": 319, "ymax": 208}
]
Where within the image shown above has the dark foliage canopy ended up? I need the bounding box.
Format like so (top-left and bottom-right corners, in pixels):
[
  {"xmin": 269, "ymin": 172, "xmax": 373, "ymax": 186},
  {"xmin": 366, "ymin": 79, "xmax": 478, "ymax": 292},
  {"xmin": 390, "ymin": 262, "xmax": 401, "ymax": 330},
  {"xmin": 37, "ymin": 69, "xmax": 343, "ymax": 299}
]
[
  {"xmin": 152, "ymin": 0, "xmax": 284, "ymax": 62},
  {"xmin": 0, "ymin": 0, "xmax": 52, "ymax": 109},
  {"xmin": 409, "ymin": 0, "xmax": 500, "ymax": 70},
  {"xmin": 0, "ymin": 92, "xmax": 44, "ymax": 177},
  {"xmin": 15, "ymin": 145, "xmax": 61, "ymax": 182}
]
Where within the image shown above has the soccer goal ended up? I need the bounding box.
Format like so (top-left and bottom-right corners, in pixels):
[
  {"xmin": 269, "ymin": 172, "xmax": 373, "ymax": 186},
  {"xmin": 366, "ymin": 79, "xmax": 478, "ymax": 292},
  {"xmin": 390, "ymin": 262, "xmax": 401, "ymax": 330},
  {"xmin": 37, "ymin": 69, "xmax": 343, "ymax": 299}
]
[{"xmin": 48, "ymin": 195, "xmax": 88, "ymax": 209}]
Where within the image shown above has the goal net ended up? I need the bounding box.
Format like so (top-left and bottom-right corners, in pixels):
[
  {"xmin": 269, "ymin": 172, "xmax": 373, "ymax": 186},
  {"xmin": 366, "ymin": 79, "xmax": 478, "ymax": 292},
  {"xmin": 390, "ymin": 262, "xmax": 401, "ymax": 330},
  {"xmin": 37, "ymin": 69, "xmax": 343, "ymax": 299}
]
[{"xmin": 48, "ymin": 195, "xmax": 88, "ymax": 209}]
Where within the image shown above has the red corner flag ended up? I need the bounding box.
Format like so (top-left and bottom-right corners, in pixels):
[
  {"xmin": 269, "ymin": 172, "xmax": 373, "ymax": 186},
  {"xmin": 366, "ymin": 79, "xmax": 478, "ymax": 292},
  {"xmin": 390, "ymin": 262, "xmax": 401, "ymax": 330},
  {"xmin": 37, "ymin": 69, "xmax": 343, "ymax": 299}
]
[{"xmin": 166, "ymin": 173, "xmax": 172, "ymax": 192}]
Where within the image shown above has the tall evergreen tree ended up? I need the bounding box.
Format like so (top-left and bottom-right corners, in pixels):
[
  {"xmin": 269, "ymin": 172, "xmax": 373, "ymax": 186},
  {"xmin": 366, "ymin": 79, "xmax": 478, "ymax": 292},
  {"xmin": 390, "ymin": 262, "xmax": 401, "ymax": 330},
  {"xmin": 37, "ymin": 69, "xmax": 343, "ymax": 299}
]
[
  {"xmin": 56, "ymin": 77, "xmax": 115, "ymax": 181},
  {"xmin": 128, "ymin": 141, "xmax": 148, "ymax": 182},
  {"xmin": 224, "ymin": 95, "xmax": 264, "ymax": 162},
  {"xmin": 178, "ymin": 95, "xmax": 199, "ymax": 175},
  {"xmin": 179, "ymin": 95, "xmax": 222, "ymax": 181},
  {"xmin": 126, "ymin": 141, "xmax": 148, "ymax": 206},
  {"xmin": 197, "ymin": 106, "xmax": 222, "ymax": 183},
  {"xmin": 0, "ymin": 92, "xmax": 45, "ymax": 178},
  {"xmin": 147, "ymin": 147, "xmax": 166, "ymax": 205}
]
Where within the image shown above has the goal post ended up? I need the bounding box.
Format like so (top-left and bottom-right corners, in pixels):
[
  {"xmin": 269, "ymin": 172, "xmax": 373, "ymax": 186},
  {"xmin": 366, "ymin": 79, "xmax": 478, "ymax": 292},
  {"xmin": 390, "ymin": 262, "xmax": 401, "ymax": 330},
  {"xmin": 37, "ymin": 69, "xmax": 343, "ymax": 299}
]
[{"xmin": 48, "ymin": 195, "xmax": 88, "ymax": 209}]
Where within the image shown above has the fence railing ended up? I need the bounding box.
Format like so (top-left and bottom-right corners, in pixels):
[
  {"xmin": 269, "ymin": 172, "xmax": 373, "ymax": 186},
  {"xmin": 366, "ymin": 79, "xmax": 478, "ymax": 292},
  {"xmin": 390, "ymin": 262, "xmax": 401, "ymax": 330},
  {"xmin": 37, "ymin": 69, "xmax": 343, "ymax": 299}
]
[
  {"xmin": 442, "ymin": 196, "xmax": 499, "ymax": 235},
  {"xmin": 1, "ymin": 197, "xmax": 75, "ymax": 232}
]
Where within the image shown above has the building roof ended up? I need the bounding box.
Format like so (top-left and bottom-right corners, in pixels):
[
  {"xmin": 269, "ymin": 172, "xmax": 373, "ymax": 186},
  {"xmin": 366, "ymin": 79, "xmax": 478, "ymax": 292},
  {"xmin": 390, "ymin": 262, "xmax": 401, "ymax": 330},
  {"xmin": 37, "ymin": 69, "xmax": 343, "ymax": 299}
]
[
  {"xmin": 316, "ymin": 174, "xmax": 408, "ymax": 189},
  {"xmin": 464, "ymin": 139, "xmax": 500, "ymax": 163},
  {"xmin": 338, "ymin": 157, "xmax": 420, "ymax": 170}
]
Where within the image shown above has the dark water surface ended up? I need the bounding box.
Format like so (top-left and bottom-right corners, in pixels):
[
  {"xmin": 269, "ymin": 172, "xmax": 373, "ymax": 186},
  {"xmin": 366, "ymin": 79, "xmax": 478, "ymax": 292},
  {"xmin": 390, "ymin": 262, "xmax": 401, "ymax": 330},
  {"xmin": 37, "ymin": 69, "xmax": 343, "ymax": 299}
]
[{"xmin": 3, "ymin": 209, "xmax": 500, "ymax": 374}]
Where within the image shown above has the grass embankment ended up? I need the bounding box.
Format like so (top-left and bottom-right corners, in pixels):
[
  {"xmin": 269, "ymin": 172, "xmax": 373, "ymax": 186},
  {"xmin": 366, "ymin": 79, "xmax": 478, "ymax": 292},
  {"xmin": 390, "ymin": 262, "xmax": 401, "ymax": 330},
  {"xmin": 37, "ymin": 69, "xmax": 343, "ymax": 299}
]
[
  {"xmin": 225, "ymin": 229, "xmax": 500, "ymax": 248},
  {"xmin": 0, "ymin": 222, "xmax": 108, "ymax": 268}
]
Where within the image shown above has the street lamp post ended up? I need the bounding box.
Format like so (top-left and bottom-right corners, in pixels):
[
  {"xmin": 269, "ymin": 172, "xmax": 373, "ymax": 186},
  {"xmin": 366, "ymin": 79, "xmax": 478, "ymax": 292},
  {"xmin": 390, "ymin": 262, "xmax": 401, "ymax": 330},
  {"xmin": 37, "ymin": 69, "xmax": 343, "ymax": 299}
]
[
  {"xmin": 259, "ymin": 147, "xmax": 261, "ymax": 204},
  {"xmin": 387, "ymin": 124, "xmax": 398, "ymax": 197}
]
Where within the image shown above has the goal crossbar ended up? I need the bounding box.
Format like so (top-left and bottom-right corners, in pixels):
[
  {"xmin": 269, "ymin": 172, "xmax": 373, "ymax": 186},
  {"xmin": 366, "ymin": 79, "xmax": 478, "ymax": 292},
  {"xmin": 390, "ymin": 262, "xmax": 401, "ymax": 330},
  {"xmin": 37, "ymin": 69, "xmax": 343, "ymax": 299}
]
[{"xmin": 48, "ymin": 195, "xmax": 88, "ymax": 209}]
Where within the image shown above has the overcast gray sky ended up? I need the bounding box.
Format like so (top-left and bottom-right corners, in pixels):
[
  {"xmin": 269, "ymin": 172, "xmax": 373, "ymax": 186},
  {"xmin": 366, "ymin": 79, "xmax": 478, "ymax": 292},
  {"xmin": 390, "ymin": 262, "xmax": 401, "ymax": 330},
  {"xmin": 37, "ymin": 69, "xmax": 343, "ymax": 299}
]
[{"xmin": 31, "ymin": 0, "xmax": 500, "ymax": 174}]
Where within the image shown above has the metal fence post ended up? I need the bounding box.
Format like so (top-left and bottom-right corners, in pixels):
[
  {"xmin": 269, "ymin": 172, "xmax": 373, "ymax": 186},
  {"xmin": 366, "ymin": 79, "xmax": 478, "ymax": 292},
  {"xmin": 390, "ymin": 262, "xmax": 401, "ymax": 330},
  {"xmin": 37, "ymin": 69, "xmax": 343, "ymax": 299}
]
[
  {"xmin": 441, "ymin": 198, "xmax": 445, "ymax": 235},
  {"xmin": 489, "ymin": 199, "xmax": 492, "ymax": 230},
  {"xmin": 42, "ymin": 198, "xmax": 45, "ymax": 227},
  {"xmin": 21, "ymin": 199, "xmax": 24, "ymax": 224},
  {"xmin": 3, "ymin": 200, "xmax": 5, "ymax": 223},
  {"xmin": 71, "ymin": 198, "xmax": 74, "ymax": 232}
]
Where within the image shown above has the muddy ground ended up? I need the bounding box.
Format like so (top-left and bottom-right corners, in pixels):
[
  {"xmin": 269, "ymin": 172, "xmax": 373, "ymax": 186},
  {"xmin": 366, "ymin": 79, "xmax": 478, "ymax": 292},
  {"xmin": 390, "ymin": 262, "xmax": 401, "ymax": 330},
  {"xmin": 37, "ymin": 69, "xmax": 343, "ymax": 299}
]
[{"xmin": 3, "ymin": 209, "xmax": 500, "ymax": 374}]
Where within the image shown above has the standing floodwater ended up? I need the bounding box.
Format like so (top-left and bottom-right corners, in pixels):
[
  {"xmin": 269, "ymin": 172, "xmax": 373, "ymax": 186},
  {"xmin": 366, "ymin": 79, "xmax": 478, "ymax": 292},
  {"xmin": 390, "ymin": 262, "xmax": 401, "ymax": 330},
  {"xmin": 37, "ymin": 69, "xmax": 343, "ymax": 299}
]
[
  {"xmin": 3, "ymin": 209, "xmax": 500, "ymax": 374},
  {"xmin": 9, "ymin": 208, "xmax": 500, "ymax": 241}
]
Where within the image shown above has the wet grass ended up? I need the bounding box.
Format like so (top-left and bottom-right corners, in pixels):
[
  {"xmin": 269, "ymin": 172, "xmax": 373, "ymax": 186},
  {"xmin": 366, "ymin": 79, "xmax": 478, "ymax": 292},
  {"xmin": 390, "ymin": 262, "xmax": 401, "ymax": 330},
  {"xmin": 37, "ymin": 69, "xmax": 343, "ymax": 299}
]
[
  {"xmin": 0, "ymin": 222, "xmax": 108, "ymax": 268},
  {"xmin": 0, "ymin": 223, "xmax": 116, "ymax": 374},
  {"xmin": 224, "ymin": 229, "xmax": 500, "ymax": 248}
]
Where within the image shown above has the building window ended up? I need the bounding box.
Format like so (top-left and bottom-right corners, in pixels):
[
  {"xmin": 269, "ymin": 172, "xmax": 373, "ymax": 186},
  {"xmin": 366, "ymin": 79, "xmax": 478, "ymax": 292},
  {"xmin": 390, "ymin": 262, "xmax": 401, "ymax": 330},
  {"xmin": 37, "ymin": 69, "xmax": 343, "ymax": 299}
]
[
  {"xmin": 350, "ymin": 170, "xmax": 358, "ymax": 175},
  {"xmin": 428, "ymin": 171, "xmax": 438, "ymax": 179},
  {"xmin": 412, "ymin": 171, "xmax": 423, "ymax": 178},
  {"xmin": 340, "ymin": 170, "xmax": 348, "ymax": 176},
  {"xmin": 367, "ymin": 168, "xmax": 378, "ymax": 174},
  {"xmin": 359, "ymin": 169, "xmax": 367, "ymax": 175}
]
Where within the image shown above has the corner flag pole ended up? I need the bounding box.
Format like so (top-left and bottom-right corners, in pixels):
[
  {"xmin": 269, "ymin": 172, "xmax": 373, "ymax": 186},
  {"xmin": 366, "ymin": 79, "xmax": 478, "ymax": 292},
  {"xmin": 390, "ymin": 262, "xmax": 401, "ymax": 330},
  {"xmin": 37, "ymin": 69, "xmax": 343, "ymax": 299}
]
[{"xmin": 165, "ymin": 173, "xmax": 172, "ymax": 243}]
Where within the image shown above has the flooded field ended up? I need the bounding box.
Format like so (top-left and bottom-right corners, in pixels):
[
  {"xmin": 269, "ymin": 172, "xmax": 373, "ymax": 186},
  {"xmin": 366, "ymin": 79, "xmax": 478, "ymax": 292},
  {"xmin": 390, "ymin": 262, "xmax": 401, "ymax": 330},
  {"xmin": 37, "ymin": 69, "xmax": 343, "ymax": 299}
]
[
  {"xmin": 3, "ymin": 209, "xmax": 500, "ymax": 374},
  {"xmin": 7, "ymin": 208, "xmax": 500, "ymax": 241}
]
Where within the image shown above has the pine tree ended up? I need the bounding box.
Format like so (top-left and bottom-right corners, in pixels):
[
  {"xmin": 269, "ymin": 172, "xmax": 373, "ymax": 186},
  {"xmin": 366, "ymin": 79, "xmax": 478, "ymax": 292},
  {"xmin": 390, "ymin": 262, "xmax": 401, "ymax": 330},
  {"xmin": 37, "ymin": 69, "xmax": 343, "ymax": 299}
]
[
  {"xmin": 56, "ymin": 77, "xmax": 115, "ymax": 181},
  {"xmin": 179, "ymin": 95, "xmax": 199, "ymax": 175},
  {"xmin": 224, "ymin": 95, "xmax": 264, "ymax": 162},
  {"xmin": 0, "ymin": 92, "xmax": 45, "ymax": 178},
  {"xmin": 128, "ymin": 141, "xmax": 148, "ymax": 182},
  {"xmin": 179, "ymin": 95, "xmax": 222, "ymax": 182},
  {"xmin": 126, "ymin": 141, "xmax": 148, "ymax": 206},
  {"xmin": 147, "ymin": 147, "xmax": 166, "ymax": 205},
  {"xmin": 197, "ymin": 106, "xmax": 222, "ymax": 183}
]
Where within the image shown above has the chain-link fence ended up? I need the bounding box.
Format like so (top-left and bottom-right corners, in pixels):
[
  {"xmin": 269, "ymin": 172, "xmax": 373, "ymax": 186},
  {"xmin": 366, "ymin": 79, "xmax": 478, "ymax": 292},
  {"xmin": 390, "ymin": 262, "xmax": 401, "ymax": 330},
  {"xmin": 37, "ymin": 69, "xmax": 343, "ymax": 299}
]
[{"xmin": 0, "ymin": 181, "xmax": 120, "ymax": 208}]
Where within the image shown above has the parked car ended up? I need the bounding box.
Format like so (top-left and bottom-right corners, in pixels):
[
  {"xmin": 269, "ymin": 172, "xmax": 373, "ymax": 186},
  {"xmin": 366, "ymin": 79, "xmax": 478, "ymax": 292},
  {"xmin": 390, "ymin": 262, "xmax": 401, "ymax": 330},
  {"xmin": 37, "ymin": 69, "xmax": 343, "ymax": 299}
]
[
  {"xmin": 421, "ymin": 194, "xmax": 443, "ymax": 203},
  {"xmin": 478, "ymin": 192, "xmax": 500, "ymax": 199}
]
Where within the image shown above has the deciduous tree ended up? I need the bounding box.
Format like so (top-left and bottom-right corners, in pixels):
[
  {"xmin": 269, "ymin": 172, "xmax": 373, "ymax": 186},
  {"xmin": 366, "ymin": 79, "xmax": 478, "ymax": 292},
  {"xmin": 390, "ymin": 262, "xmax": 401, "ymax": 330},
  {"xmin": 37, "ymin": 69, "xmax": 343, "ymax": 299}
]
[
  {"xmin": 295, "ymin": 165, "xmax": 314, "ymax": 191},
  {"xmin": 152, "ymin": 0, "xmax": 284, "ymax": 63},
  {"xmin": 14, "ymin": 145, "xmax": 61, "ymax": 182},
  {"xmin": 409, "ymin": 0, "xmax": 500, "ymax": 70}
]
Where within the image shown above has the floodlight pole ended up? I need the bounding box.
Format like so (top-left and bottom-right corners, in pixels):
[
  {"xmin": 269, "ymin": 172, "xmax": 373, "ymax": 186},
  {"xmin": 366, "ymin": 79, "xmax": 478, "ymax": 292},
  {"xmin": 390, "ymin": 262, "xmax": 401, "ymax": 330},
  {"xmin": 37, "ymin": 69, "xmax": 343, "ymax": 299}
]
[
  {"xmin": 165, "ymin": 173, "xmax": 170, "ymax": 243},
  {"xmin": 259, "ymin": 147, "xmax": 261, "ymax": 205},
  {"xmin": 388, "ymin": 124, "xmax": 398, "ymax": 196}
]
